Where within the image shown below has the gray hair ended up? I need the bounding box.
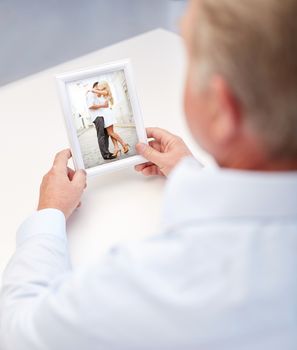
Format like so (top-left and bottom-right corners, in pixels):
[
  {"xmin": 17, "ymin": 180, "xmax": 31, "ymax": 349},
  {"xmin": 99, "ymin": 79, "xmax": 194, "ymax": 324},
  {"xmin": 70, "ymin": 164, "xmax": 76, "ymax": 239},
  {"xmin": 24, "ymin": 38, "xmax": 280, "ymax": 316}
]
[{"xmin": 192, "ymin": 0, "xmax": 297, "ymax": 158}]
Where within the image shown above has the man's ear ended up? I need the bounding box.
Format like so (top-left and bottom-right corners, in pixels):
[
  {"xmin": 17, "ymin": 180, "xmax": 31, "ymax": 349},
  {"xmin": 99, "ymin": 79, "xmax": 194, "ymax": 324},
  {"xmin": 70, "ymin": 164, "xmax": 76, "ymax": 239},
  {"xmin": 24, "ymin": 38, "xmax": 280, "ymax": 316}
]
[{"xmin": 209, "ymin": 76, "xmax": 242, "ymax": 145}]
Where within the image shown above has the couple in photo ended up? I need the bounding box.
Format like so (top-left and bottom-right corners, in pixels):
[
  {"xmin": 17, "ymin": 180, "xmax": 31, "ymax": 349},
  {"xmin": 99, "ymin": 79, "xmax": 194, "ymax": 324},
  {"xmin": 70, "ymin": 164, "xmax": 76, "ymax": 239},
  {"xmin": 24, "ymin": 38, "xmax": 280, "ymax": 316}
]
[{"xmin": 86, "ymin": 81, "xmax": 130, "ymax": 160}]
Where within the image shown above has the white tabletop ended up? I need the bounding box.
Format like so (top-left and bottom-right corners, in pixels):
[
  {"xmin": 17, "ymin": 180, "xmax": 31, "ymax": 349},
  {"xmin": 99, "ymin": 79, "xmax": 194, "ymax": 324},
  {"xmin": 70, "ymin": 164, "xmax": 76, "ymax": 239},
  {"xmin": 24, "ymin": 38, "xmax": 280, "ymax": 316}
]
[{"xmin": 0, "ymin": 29, "xmax": 214, "ymax": 273}]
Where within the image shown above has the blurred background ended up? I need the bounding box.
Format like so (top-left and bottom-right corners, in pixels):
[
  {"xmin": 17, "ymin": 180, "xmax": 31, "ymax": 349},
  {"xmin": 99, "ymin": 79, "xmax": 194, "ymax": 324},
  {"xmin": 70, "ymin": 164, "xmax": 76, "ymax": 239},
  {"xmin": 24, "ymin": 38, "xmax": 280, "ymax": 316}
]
[{"xmin": 0, "ymin": 0, "xmax": 187, "ymax": 87}]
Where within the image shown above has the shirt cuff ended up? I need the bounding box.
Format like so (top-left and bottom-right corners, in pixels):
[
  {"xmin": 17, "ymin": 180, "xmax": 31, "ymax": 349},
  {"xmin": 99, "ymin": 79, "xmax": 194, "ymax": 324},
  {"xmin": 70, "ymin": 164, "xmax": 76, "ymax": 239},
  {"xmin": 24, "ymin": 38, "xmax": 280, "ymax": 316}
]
[
  {"xmin": 16, "ymin": 209, "xmax": 67, "ymax": 247},
  {"xmin": 168, "ymin": 155, "xmax": 203, "ymax": 180}
]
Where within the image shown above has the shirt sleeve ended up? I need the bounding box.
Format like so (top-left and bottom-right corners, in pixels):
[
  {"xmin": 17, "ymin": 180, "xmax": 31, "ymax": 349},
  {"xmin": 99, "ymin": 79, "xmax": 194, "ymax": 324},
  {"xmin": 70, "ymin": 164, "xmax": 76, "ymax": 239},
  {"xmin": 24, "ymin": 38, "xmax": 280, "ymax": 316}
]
[
  {"xmin": 0, "ymin": 209, "xmax": 162, "ymax": 350},
  {"xmin": 0, "ymin": 204, "xmax": 215, "ymax": 350},
  {"xmin": 0, "ymin": 207, "xmax": 188, "ymax": 350},
  {"xmin": 0, "ymin": 209, "xmax": 71, "ymax": 350}
]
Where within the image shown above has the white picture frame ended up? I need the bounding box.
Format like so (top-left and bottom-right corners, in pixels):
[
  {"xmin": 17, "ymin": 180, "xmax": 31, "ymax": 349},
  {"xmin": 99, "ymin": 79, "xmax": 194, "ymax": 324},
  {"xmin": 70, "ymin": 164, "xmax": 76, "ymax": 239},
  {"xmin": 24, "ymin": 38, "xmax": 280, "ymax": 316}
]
[{"xmin": 56, "ymin": 59, "xmax": 148, "ymax": 177}]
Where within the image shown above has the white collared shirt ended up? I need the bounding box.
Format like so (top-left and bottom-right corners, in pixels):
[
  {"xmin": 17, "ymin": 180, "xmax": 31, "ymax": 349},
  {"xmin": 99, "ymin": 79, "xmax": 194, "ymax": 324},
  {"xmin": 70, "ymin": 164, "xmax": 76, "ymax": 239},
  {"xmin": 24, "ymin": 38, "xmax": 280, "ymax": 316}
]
[
  {"xmin": 86, "ymin": 91, "xmax": 101, "ymax": 122},
  {"xmin": 1, "ymin": 157, "xmax": 297, "ymax": 350}
]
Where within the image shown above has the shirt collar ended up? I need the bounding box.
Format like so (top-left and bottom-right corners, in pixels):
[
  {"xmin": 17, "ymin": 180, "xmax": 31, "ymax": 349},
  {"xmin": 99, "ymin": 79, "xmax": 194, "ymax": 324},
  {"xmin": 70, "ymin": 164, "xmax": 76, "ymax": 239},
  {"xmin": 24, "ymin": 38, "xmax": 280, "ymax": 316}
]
[{"xmin": 162, "ymin": 157, "xmax": 297, "ymax": 230}]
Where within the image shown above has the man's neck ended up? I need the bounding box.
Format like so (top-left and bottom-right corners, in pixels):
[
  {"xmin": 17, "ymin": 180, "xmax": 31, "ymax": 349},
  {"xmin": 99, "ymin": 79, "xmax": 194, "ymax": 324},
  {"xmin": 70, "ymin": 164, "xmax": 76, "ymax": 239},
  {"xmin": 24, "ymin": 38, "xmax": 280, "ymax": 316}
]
[
  {"xmin": 219, "ymin": 156, "xmax": 297, "ymax": 172},
  {"xmin": 215, "ymin": 133, "xmax": 297, "ymax": 171}
]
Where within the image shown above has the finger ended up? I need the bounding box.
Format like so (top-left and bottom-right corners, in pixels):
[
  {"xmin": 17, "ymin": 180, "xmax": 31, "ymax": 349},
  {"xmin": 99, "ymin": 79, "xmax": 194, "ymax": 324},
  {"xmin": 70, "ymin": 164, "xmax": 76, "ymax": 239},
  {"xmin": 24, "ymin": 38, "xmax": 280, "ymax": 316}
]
[
  {"xmin": 136, "ymin": 143, "xmax": 163, "ymax": 165},
  {"xmin": 142, "ymin": 165, "xmax": 163, "ymax": 177},
  {"xmin": 68, "ymin": 167, "xmax": 87, "ymax": 188},
  {"xmin": 134, "ymin": 142, "xmax": 161, "ymax": 172},
  {"xmin": 53, "ymin": 149, "xmax": 72, "ymax": 173},
  {"xmin": 135, "ymin": 162, "xmax": 154, "ymax": 172},
  {"xmin": 146, "ymin": 127, "xmax": 175, "ymax": 143},
  {"xmin": 67, "ymin": 167, "xmax": 75, "ymax": 181},
  {"xmin": 72, "ymin": 169, "xmax": 87, "ymax": 190},
  {"xmin": 135, "ymin": 164, "xmax": 146, "ymax": 172},
  {"xmin": 148, "ymin": 140, "xmax": 162, "ymax": 152}
]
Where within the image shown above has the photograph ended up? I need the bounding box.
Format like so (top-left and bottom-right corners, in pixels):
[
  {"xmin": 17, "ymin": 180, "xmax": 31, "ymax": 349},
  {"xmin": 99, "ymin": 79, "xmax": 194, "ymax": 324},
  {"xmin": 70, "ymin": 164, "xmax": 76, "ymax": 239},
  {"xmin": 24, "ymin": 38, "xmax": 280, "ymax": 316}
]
[{"xmin": 56, "ymin": 60, "xmax": 147, "ymax": 176}]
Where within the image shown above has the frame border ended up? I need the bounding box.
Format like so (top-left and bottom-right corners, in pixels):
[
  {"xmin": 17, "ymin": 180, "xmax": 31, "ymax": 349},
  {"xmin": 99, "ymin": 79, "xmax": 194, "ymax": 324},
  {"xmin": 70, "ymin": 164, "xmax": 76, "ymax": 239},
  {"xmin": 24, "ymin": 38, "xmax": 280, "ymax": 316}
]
[{"xmin": 56, "ymin": 59, "xmax": 148, "ymax": 177}]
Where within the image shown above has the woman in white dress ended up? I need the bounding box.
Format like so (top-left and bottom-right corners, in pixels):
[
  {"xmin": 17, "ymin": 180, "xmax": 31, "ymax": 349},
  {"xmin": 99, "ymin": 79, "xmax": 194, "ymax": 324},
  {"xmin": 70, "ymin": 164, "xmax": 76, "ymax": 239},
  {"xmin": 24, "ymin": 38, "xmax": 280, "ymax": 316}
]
[{"xmin": 93, "ymin": 82, "xmax": 130, "ymax": 158}]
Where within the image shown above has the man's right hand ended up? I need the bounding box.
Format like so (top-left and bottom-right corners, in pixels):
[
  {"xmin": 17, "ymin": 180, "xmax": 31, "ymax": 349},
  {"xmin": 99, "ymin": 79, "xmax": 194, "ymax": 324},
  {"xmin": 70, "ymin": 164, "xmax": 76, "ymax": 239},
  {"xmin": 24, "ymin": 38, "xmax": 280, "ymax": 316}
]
[
  {"xmin": 135, "ymin": 127, "xmax": 192, "ymax": 177},
  {"xmin": 37, "ymin": 149, "xmax": 87, "ymax": 220}
]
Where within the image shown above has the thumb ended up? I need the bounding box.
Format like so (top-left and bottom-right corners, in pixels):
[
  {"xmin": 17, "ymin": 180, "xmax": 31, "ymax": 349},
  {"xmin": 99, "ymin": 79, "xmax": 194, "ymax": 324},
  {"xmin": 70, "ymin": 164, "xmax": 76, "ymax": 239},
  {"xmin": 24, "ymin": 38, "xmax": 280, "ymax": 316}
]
[
  {"xmin": 72, "ymin": 169, "xmax": 87, "ymax": 189},
  {"xmin": 136, "ymin": 143, "xmax": 163, "ymax": 165}
]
